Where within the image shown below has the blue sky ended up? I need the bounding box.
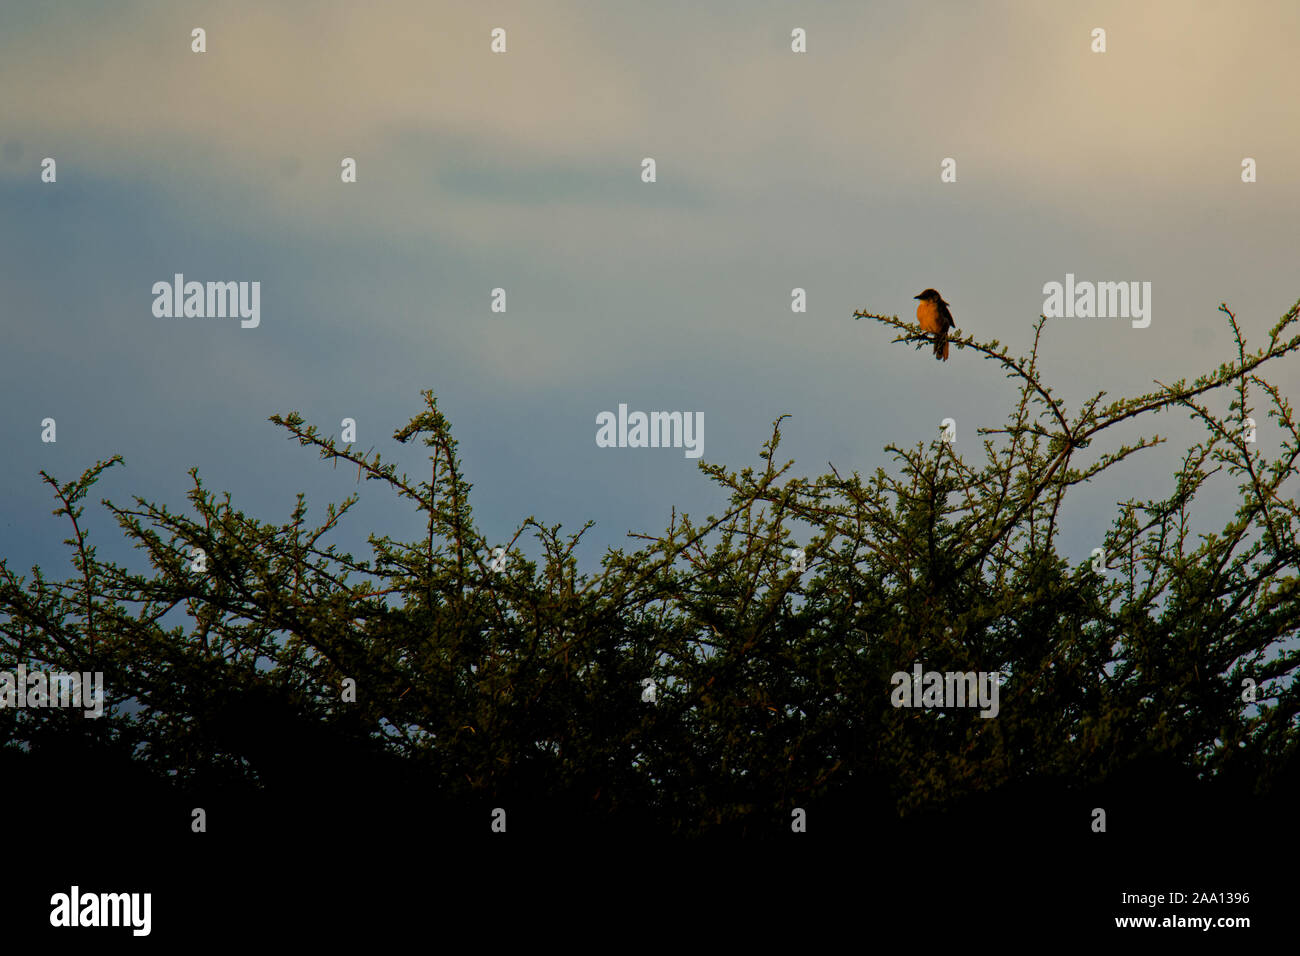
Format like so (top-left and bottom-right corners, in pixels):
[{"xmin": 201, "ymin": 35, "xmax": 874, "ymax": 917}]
[{"xmin": 2, "ymin": 0, "xmax": 1298, "ymax": 590}]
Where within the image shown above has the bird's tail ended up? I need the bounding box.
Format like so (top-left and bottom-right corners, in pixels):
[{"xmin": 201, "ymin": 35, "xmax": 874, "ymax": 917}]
[{"xmin": 935, "ymin": 333, "xmax": 949, "ymax": 361}]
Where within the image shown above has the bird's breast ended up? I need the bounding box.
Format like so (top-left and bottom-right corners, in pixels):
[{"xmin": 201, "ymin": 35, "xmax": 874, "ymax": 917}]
[{"xmin": 917, "ymin": 300, "xmax": 941, "ymax": 333}]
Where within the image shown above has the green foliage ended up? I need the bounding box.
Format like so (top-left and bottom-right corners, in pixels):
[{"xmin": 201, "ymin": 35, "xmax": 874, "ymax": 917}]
[{"xmin": 3, "ymin": 302, "xmax": 1299, "ymax": 834}]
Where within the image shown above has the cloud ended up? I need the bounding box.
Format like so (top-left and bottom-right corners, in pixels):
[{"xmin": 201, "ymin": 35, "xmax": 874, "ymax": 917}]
[{"xmin": 4, "ymin": 0, "xmax": 1295, "ymax": 232}]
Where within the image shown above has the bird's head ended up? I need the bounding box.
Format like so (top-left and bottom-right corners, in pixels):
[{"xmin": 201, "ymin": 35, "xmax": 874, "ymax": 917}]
[{"xmin": 914, "ymin": 289, "xmax": 942, "ymax": 302}]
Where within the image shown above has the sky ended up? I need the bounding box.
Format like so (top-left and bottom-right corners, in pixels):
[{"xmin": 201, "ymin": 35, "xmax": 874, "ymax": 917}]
[{"xmin": 2, "ymin": 0, "xmax": 1298, "ymax": 593}]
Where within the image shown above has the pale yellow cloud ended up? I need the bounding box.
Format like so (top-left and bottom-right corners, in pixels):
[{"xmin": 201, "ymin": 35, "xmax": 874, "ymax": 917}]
[
  {"xmin": 5, "ymin": 2, "xmax": 1295, "ymax": 203},
  {"xmin": 1, "ymin": 1, "xmax": 1295, "ymax": 265}
]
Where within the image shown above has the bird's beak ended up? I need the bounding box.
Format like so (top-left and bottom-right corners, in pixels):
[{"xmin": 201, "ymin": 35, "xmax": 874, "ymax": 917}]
[{"xmin": 913, "ymin": 293, "xmax": 923, "ymax": 299}]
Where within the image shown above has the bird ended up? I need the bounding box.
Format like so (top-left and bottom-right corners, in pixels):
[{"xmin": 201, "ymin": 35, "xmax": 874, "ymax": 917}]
[{"xmin": 914, "ymin": 289, "xmax": 955, "ymax": 361}]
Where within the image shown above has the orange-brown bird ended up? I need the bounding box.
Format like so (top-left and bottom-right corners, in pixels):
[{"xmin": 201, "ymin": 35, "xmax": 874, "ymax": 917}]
[{"xmin": 914, "ymin": 289, "xmax": 955, "ymax": 361}]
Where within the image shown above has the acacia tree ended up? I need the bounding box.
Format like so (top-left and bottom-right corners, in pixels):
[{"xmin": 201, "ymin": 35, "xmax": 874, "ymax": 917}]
[{"xmin": 2, "ymin": 300, "xmax": 1297, "ymax": 838}]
